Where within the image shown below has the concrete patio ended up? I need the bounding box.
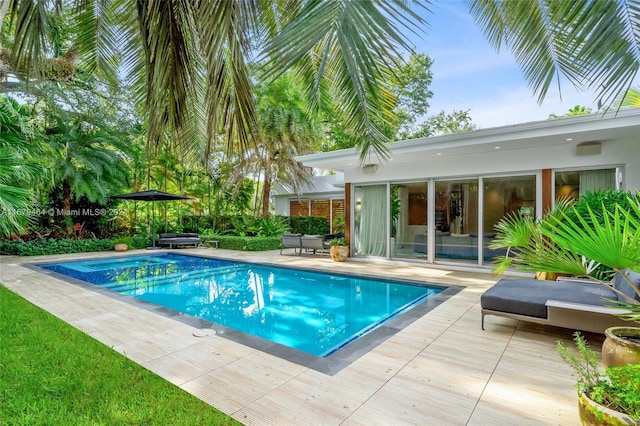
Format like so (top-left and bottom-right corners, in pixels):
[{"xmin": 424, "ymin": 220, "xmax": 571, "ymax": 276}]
[{"xmin": 1, "ymin": 248, "xmax": 601, "ymax": 425}]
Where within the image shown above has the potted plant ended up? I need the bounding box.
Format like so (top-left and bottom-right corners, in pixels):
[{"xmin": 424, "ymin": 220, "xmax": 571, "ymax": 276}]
[
  {"xmin": 329, "ymin": 237, "xmax": 349, "ymax": 262},
  {"xmin": 112, "ymin": 237, "xmax": 131, "ymax": 252},
  {"xmin": 557, "ymin": 333, "xmax": 640, "ymax": 425},
  {"xmin": 491, "ymin": 191, "xmax": 640, "ymax": 364}
]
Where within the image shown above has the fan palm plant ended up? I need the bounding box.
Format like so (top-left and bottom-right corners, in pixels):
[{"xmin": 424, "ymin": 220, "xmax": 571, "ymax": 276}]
[
  {"xmin": 43, "ymin": 108, "xmax": 131, "ymax": 213},
  {"xmin": 491, "ymin": 193, "xmax": 640, "ymax": 322}
]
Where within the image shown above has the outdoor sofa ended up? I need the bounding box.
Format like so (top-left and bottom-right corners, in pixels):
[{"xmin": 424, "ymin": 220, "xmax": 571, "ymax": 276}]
[
  {"xmin": 280, "ymin": 233, "xmax": 302, "ymax": 254},
  {"xmin": 300, "ymin": 235, "xmax": 330, "ymax": 255},
  {"xmin": 280, "ymin": 233, "xmax": 336, "ymax": 255},
  {"xmin": 480, "ymin": 270, "xmax": 640, "ymax": 333},
  {"xmin": 158, "ymin": 233, "xmax": 201, "ymax": 249}
]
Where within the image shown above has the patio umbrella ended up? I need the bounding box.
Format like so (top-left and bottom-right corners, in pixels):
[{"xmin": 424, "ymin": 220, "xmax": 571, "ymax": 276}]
[{"xmin": 111, "ymin": 190, "xmax": 191, "ymax": 249}]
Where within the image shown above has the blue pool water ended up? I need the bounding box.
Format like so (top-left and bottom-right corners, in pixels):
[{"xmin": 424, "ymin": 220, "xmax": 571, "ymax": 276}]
[{"xmin": 40, "ymin": 254, "xmax": 443, "ymax": 357}]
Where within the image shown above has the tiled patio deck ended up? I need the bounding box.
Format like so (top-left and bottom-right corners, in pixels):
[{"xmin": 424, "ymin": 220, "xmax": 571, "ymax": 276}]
[{"xmin": 1, "ymin": 248, "xmax": 602, "ymax": 425}]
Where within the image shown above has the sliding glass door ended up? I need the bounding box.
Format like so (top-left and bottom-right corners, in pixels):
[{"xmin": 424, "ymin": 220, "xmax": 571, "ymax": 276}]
[
  {"xmin": 355, "ymin": 174, "xmax": 539, "ymax": 265},
  {"xmin": 390, "ymin": 182, "xmax": 428, "ymax": 260},
  {"xmin": 482, "ymin": 175, "xmax": 536, "ymax": 262},
  {"xmin": 434, "ymin": 179, "xmax": 479, "ymax": 263}
]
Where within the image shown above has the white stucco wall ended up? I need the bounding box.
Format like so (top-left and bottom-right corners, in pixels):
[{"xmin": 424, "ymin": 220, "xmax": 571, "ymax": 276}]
[{"xmin": 343, "ymin": 136, "xmax": 639, "ymax": 190}]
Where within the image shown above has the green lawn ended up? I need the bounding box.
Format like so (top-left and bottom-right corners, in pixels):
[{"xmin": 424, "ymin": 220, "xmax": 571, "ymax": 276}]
[{"xmin": 0, "ymin": 285, "xmax": 241, "ymax": 425}]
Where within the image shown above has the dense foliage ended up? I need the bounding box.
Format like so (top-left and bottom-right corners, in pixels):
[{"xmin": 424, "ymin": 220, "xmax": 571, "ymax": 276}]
[
  {"xmin": 202, "ymin": 235, "xmax": 281, "ymax": 252},
  {"xmin": 563, "ymin": 190, "xmax": 640, "ymax": 228},
  {"xmin": 0, "ymin": 236, "xmax": 149, "ymax": 256},
  {"xmin": 286, "ymin": 216, "xmax": 330, "ymax": 236}
]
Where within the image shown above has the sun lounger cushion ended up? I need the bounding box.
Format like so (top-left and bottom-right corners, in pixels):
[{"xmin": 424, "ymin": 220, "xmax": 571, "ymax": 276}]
[
  {"xmin": 613, "ymin": 270, "xmax": 640, "ymax": 301},
  {"xmin": 481, "ymin": 279, "xmax": 619, "ymax": 319}
]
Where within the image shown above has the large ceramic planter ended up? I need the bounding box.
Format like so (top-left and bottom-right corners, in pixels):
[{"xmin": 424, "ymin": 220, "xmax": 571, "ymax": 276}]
[
  {"xmin": 602, "ymin": 327, "xmax": 640, "ymax": 368},
  {"xmin": 330, "ymin": 246, "xmax": 349, "ymax": 262},
  {"xmin": 578, "ymin": 393, "xmax": 635, "ymax": 426}
]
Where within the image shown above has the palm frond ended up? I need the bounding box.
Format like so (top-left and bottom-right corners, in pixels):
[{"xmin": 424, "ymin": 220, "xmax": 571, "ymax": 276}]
[
  {"xmin": 491, "ymin": 197, "xmax": 590, "ymax": 276},
  {"xmin": 73, "ymin": 0, "xmax": 121, "ymax": 87},
  {"xmin": 614, "ymin": 85, "xmax": 640, "ymax": 107},
  {"xmin": 197, "ymin": 0, "xmax": 260, "ymax": 158},
  {"xmin": 262, "ymin": 0, "xmax": 428, "ymax": 161},
  {"xmin": 545, "ymin": 200, "xmax": 640, "ymax": 272},
  {"xmin": 135, "ymin": 0, "xmax": 205, "ymax": 160},
  {"xmin": 467, "ymin": 0, "xmax": 640, "ymax": 108},
  {"xmin": 7, "ymin": 0, "xmax": 50, "ymax": 80}
]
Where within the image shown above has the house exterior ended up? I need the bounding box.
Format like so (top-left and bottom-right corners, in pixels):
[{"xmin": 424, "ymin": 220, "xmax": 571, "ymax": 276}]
[
  {"xmin": 295, "ymin": 108, "xmax": 640, "ymax": 269},
  {"xmin": 272, "ymin": 173, "xmax": 345, "ymax": 233}
]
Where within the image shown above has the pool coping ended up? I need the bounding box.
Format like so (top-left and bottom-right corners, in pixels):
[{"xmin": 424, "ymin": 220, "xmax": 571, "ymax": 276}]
[{"xmin": 24, "ymin": 252, "xmax": 464, "ymax": 375}]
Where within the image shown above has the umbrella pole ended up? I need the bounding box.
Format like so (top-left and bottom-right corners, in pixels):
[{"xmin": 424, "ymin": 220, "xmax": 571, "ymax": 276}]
[{"xmin": 148, "ymin": 202, "xmax": 161, "ymax": 250}]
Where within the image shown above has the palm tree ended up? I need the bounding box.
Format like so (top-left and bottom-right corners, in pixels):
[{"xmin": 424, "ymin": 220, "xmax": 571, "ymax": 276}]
[
  {"xmin": 250, "ymin": 72, "xmax": 321, "ymax": 218},
  {"xmin": 0, "ymin": 95, "xmax": 45, "ymax": 237},
  {"xmin": 43, "ymin": 107, "xmax": 130, "ymax": 213},
  {"xmin": 466, "ymin": 0, "xmax": 639, "ymax": 107},
  {"xmin": 4, "ymin": 0, "xmax": 638, "ymax": 163},
  {"xmin": 2, "ymin": 0, "xmax": 425, "ymax": 163}
]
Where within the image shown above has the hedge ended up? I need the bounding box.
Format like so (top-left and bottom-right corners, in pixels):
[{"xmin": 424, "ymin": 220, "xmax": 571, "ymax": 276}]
[
  {"xmin": 201, "ymin": 235, "xmax": 281, "ymax": 251},
  {"xmin": 0, "ymin": 235, "xmax": 284, "ymax": 256},
  {"xmin": 0, "ymin": 236, "xmax": 149, "ymax": 256},
  {"xmin": 285, "ymin": 216, "xmax": 329, "ymax": 235}
]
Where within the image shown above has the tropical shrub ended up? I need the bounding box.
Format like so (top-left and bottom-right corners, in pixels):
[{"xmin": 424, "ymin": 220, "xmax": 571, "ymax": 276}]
[
  {"xmin": 0, "ymin": 95, "xmax": 46, "ymax": 238},
  {"xmin": 557, "ymin": 333, "xmax": 640, "ymax": 421},
  {"xmin": 563, "ymin": 190, "xmax": 640, "ymax": 229},
  {"xmin": 287, "ymin": 215, "xmax": 329, "ymax": 235},
  {"xmin": 332, "ymin": 214, "xmax": 345, "ymax": 233},
  {"xmin": 0, "ymin": 236, "xmax": 150, "ymax": 256},
  {"xmin": 222, "ymin": 215, "xmax": 288, "ymax": 237},
  {"xmin": 201, "ymin": 235, "xmax": 281, "ymax": 251}
]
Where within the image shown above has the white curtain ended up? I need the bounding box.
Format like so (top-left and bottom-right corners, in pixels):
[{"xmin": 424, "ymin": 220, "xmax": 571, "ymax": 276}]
[
  {"xmin": 355, "ymin": 185, "xmax": 387, "ymax": 256},
  {"xmin": 580, "ymin": 169, "xmax": 616, "ymax": 195},
  {"xmin": 396, "ymin": 187, "xmax": 408, "ymax": 248}
]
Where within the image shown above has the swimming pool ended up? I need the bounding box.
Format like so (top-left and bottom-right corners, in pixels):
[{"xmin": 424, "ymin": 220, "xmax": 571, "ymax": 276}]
[{"xmin": 36, "ymin": 253, "xmax": 460, "ymax": 373}]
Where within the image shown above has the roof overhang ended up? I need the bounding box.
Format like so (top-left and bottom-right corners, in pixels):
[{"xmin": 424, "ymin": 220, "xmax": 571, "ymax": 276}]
[{"xmin": 296, "ymin": 109, "xmax": 640, "ymax": 171}]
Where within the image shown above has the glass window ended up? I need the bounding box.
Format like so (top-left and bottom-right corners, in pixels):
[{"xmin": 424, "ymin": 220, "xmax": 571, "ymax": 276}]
[
  {"xmin": 434, "ymin": 179, "xmax": 478, "ymax": 262},
  {"xmin": 483, "ymin": 175, "xmax": 536, "ymax": 261},
  {"xmin": 555, "ymin": 168, "xmax": 620, "ymax": 201},
  {"xmin": 390, "ymin": 183, "xmax": 428, "ymax": 260}
]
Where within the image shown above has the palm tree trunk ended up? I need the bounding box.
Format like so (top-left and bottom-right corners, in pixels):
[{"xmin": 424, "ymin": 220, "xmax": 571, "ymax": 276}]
[
  {"xmin": 262, "ymin": 176, "xmax": 271, "ymax": 219},
  {"xmin": 62, "ymin": 179, "xmax": 71, "ymax": 213}
]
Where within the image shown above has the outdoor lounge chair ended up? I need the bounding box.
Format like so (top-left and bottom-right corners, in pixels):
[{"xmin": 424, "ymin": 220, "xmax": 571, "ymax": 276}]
[
  {"xmin": 280, "ymin": 233, "xmax": 302, "ymax": 255},
  {"xmin": 480, "ymin": 270, "xmax": 640, "ymax": 334},
  {"xmin": 300, "ymin": 235, "xmax": 330, "ymax": 255},
  {"xmin": 158, "ymin": 233, "xmax": 201, "ymax": 249}
]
